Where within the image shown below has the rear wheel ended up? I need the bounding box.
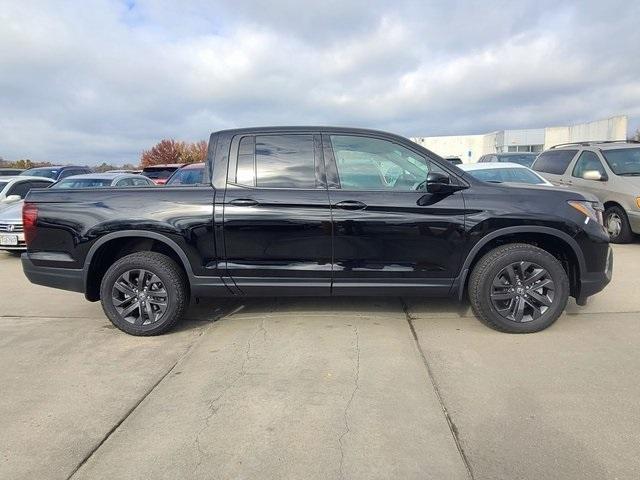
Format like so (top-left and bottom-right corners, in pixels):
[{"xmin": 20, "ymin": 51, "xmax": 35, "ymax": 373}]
[
  {"xmin": 468, "ymin": 243, "xmax": 569, "ymax": 333},
  {"xmin": 604, "ymin": 205, "xmax": 633, "ymax": 244},
  {"xmin": 100, "ymin": 252, "xmax": 187, "ymax": 336}
]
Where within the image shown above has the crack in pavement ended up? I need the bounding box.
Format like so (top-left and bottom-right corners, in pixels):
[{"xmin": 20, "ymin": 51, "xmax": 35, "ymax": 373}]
[
  {"xmin": 400, "ymin": 298, "xmax": 475, "ymax": 480},
  {"xmin": 193, "ymin": 317, "xmax": 267, "ymax": 476},
  {"xmin": 338, "ymin": 324, "xmax": 360, "ymax": 480},
  {"xmin": 65, "ymin": 326, "xmax": 211, "ymax": 479}
]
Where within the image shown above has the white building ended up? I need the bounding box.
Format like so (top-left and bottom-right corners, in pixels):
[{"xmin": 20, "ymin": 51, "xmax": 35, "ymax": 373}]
[{"xmin": 411, "ymin": 115, "xmax": 628, "ymax": 163}]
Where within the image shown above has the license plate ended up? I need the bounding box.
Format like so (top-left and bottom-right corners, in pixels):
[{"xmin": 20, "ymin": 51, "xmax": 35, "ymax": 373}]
[{"xmin": 0, "ymin": 234, "xmax": 18, "ymax": 246}]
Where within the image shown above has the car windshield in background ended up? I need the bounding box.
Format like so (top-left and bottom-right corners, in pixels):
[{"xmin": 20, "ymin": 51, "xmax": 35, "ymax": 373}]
[
  {"xmin": 167, "ymin": 167, "xmax": 204, "ymax": 185},
  {"xmin": 499, "ymin": 154, "xmax": 537, "ymax": 167},
  {"xmin": 0, "ymin": 181, "xmax": 8, "ymax": 190},
  {"xmin": 21, "ymin": 168, "xmax": 60, "ymax": 179},
  {"xmin": 143, "ymin": 168, "xmax": 176, "ymax": 180},
  {"xmin": 602, "ymin": 148, "xmax": 640, "ymax": 176},
  {"xmin": 468, "ymin": 167, "xmax": 546, "ymax": 185},
  {"xmin": 53, "ymin": 179, "xmax": 113, "ymax": 189}
]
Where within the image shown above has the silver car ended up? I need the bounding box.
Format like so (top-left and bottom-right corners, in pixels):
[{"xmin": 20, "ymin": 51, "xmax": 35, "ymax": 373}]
[{"xmin": 532, "ymin": 141, "xmax": 640, "ymax": 243}]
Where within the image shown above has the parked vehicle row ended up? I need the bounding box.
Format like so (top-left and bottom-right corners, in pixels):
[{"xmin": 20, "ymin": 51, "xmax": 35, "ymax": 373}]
[{"xmin": 20, "ymin": 126, "xmax": 612, "ymax": 337}]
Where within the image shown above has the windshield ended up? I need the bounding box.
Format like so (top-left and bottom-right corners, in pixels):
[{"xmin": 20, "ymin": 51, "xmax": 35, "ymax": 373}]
[
  {"xmin": 602, "ymin": 148, "xmax": 640, "ymax": 175},
  {"xmin": 21, "ymin": 168, "xmax": 60, "ymax": 179},
  {"xmin": 467, "ymin": 167, "xmax": 546, "ymax": 185},
  {"xmin": 143, "ymin": 167, "xmax": 177, "ymax": 180},
  {"xmin": 498, "ymin": 154, "xmax": 537, "ymax": 167},
  {"xmin": 53, "ymin": 178, "xmax": 113, "ymax": 188},
  {"xmin": 167, "ymin": 167, "xmax": 204, "ymax": 185}
]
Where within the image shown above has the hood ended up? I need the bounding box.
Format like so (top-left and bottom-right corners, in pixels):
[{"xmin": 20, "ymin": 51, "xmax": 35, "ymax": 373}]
[{"xmin": 0, "ymin": 200, "xmax": 24, "ymax": 223}]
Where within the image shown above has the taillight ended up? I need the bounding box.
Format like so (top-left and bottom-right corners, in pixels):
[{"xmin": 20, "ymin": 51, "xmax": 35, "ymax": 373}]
[{"xmin": 22, "ymin": 202, "xmax": 38, "ymax": 247}]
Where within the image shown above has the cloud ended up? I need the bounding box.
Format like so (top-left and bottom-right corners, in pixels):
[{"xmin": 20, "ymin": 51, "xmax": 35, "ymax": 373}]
[{"xmin": 0, "ymin": 0, "xmax": 639, "ymax": 164}]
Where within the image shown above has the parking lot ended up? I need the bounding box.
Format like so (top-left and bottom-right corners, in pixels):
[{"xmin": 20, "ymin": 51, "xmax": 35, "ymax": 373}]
[{"xmin": 1, "ymin": 245, "xmax": 639, "ymax": 480}]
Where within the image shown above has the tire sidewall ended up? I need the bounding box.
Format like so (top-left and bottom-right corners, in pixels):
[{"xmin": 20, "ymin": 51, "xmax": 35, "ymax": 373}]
[
  {"xmin": 605, "ymin": 206, "xmax": 632, "ymax": 244},
  {"xmin": 475, "ymin": 248, "xmax": 569, "ymax": 333},
  {"xmin": 100, "ymin": 254, "xmax": 183, "ymax": 336}
]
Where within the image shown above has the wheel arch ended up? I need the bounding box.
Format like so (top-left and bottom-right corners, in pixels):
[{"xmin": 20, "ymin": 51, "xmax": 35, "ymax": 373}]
[
  {"xmin": 83, "ymin": 231, "xmax": 194, "ymax": 301},
  {"xmin": 453, "ymin": 226, "xmax": 586, "ymax": 300}
]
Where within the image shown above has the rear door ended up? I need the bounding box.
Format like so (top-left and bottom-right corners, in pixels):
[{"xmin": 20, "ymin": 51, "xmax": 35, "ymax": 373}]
[
  {"xmin": 222, "ymin": 132, "xmax": 332, "ymax": 295},
  {"xmin": 322, "ymin": 132, "xmax": 467, "ymax": 296}
]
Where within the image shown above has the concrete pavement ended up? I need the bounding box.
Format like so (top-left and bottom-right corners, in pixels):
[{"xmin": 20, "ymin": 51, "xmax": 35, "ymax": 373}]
[{"xmin": 0, "ymin": 244, "xmax": 638, "ymax": 479}]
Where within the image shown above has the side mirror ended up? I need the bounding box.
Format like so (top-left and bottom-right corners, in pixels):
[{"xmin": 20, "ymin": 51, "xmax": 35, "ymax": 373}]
[
  {"xmin": 582, "ymin": 170, "xmax": 606, "ymax": 181},
  {"xmin": 1, "ymin": 195, "xmax": 21, "ymax": 204},
  {"xmin": 426, "ymin": 172, "xmax": 451, "ymax": 193}
]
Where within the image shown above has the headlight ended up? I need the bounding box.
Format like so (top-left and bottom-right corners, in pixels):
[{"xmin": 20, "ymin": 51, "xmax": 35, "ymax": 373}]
[{"xmin": 568, "ymin": 200, "xmax": 603, "ymax": 225}]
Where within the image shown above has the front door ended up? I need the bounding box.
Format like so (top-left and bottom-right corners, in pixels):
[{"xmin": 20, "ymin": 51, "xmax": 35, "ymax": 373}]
[
  {"xmin": 322, "ymin": 133, "xmax": 467, "ymax": 296},
  {"xmin": 222, "ymin": 132, "xmax": 332, "ymax": 295}
]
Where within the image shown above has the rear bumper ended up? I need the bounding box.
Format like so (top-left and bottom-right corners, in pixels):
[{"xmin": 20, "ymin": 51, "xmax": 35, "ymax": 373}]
[
  {"xmin": 21, "ymin": 253, "xmax": 84, "ymax": 293},
  {"xmin": 577, "ymin": 246, "xmax": 613, "ymax": 303}
]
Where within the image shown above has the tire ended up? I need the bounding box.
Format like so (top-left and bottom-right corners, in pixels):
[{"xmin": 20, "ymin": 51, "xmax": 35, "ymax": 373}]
[
  {"xmin": 604, "ymin": 205, "xmax": 633, "ymax": 244},
  {"xmin": 468, "ymin": 243, "xmax": 569, "ymax": 333},
  {"xmin": 100, "ymin": 252, "xmax": 188, "ymax": 336}
]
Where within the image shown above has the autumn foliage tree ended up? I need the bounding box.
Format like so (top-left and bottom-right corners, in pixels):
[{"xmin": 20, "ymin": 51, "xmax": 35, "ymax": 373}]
[{"xmin": 140, "ymin": 139, "xmax": 208, "ymax": 167}]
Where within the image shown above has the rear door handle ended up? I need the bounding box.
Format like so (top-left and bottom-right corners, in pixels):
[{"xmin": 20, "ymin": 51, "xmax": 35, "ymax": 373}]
[
  {"xmin": 333, "ymin": 200, "xmax": 367, "ymax": 210},
  {"xmin": 229, "ymin": 198, "xmax": 259, "ymax": 206}
]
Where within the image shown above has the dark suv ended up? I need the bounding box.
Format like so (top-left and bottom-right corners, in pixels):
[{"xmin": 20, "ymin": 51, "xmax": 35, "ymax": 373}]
[
  {"xmin": 21, "ymin": 127, "xmax": 612, "ymax": 336},
  {"xmin": 20, "ymin": 165, "xmax": 92, "ymax": 181}
]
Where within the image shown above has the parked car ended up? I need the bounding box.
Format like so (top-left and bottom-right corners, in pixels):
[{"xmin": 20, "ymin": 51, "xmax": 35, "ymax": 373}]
[
  {"xmin": 0, "ymin": 168, "xmax": 25, "ymax": 176},
  {"xmin": 460, "ymin": 162, "xmax": 553, "ymax": 186},
  {"xmin": 105, "ymin": 169, "xmax": 143, "ymax": 174},
  {"xmin": 52, "ymin": 172, "xmax": 154, "ymax": 189},
  {"xmin": 478, "ymin": 152, "xmax": 539, "ymax": 167},
  {"xmin": 1, "ymin": 173, "xmax": 152, "ymax": 253},
  {"xmin": 0, "ymin": 176, "xmax": 55, "ymax": 206},
  {"xmin": 141, "ymin": 164, "xmax": 184, "ymax": 185},
  {"xmin": 445, "ymin": 156, "xmax": 463, "ymax": 165},
  {"xmin": 532, "ymin": 140, "xmax": 640, "ymax": 243},
  {"xmin": 21, "ymin": 126, "xmax": 611, "ymax": 336},
  {"xmin": 20, "ymin": 165, "xmax": 92, "ymax": 181},
  {"xmin": 166, "ymin": 163, "xmax": 205, "ymax": 185}
]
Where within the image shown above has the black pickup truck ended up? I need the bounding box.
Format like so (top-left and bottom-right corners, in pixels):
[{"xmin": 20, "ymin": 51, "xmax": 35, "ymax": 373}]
[{"xmin": 21, "ymin": 127, "xmax": 612, "ymax": 335}]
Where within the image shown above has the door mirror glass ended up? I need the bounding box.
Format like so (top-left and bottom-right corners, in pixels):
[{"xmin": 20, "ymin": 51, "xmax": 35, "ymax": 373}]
[{"xmin": 582, "ymin": 170, "xmax": 605, "ymax": 181}]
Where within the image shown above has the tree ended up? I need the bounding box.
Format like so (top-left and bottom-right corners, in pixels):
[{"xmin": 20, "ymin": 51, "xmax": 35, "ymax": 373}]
[
  {"xmin": 140, "ymin": 139, "xmax": 184, "ymax": 167},
  {"xmin": 630, "ymin": 129, "xmax": 640, "ymax": 142},
  {"xmin": 140, "ymin": 139, "xmax": 208, "ymax": 167}
]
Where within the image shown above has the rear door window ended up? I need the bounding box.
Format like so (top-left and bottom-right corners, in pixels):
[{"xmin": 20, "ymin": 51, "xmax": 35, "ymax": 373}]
[
  {"xmin": 235, "ymin": 134, "xmax": 317, "ymax": 189},
  {"xmin": 532, "ymin": 150, "xmax": 578, "ymax": 175}
]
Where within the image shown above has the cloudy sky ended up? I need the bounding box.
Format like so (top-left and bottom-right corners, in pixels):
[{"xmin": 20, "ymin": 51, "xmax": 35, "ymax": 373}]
[{"xmin": 1, "ymin": 0, "xmax": 639, "ymax": 165}]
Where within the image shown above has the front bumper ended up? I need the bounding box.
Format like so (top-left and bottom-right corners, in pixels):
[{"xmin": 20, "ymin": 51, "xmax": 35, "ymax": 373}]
[
  {"xmin": 576, "ymin": 246, "xmax": 613, "ymax": 304},
  {"xmin": 628, "ymin": 210, "xmax": 640, "ymax": 235},
  {"xmin": 21, "ymin": 253, "xmax": 84, "ymax": 293}
]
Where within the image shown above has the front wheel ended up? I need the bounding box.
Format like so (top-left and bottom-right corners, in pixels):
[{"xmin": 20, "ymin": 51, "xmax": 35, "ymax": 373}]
[
  {"xmin": 100, "ymin": 252, "xmax": 188, "ymax": 336},
  {"xmin": 468, "ymin": 243, "xmax": 569, "ymax": 333},
  {"xmin": 604, "ymin": 206, "xmax": 633, "ymax": 244}
]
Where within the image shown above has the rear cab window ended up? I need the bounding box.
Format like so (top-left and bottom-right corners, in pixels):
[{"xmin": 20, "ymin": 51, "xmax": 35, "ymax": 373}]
[
  {"xmin": 234, "ymin": 134, "xmax": 318, "ymax": 189},
  {"xmin": 532, "ymin": 150, "xmax": 578, "ymax": 175}
]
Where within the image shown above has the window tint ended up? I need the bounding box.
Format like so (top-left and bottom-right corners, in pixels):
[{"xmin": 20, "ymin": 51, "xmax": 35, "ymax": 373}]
[
  {"xmin": 236, "ymin": 136, "xmax": 255, "ymax": 186},
  {"xmin": 132, "ymin": 177, "xmax": 151, "ymax": 186},
  {"xmin": 116, "ymin": 178, "xmax": 135, "ymax": 186},
  {"xmin": 255, "ymin": 135, "xmax": 316, "ymax": 188},
  {"xmin": 602, "ymin": 148, "xmax": 640, "ymax": 175},
  {"xmin": 7, "ymin": 181, "xmax": 33, "ymax": 198},
  {"xmin": 532, "ymin": 150, "xmax": 577, "ymax": 175},
  {"xmin": 330, "ymin": 135, "xmax": 442, "ymax": 191},
  {"xmin": 572, "ymin": 151, "xmax": 606, "ymax": 179}
]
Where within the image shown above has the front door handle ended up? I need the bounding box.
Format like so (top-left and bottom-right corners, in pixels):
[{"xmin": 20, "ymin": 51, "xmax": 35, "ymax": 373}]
[
  {"xmin": 229, "ymin": 198, "xmax": 259, "ymax": 206},
  {"xmin": 334, "ymin": 200, "xmax": 367, "ymax": 210}
]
